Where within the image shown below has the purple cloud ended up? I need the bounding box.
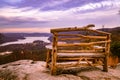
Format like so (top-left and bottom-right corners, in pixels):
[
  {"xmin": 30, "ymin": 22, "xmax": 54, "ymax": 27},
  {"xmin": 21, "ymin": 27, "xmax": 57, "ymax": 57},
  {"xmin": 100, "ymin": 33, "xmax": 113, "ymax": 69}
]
[
  {"xmin": 0, "ymin": 0, "xmax": 120, "ymax": 32},
  {"xmin": 0, "ymin": 17, "xmax": 49, "ymax": 26}
]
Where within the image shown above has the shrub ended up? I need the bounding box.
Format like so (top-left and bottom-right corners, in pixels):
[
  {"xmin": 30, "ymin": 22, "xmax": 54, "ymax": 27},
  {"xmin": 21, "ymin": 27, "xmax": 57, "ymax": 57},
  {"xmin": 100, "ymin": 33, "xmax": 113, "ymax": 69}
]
[{"xmin": 110, "ymin": 41, "xmax": 120, "ymax": 57}]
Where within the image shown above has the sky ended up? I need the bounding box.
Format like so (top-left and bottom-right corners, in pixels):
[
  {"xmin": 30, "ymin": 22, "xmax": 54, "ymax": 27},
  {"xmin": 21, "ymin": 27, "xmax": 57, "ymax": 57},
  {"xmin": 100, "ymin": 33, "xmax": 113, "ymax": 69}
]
[{"xmin": 0, "ymin": 0, "xmax": 120, "ymax": 33}]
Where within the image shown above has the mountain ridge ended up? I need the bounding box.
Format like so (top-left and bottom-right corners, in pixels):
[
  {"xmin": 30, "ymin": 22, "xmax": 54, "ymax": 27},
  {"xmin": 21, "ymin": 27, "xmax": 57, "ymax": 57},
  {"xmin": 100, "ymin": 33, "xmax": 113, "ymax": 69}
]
[{"xmin": 0, "ymin": 33, "xmax": 51, "ymax": 44}]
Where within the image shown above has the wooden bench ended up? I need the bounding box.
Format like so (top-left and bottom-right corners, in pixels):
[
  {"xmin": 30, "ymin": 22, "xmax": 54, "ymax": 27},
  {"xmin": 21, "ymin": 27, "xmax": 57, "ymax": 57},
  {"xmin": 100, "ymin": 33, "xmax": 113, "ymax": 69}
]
[{"xmin": 46, "ymin": 24, "xmax": 111, "ymax": 75}]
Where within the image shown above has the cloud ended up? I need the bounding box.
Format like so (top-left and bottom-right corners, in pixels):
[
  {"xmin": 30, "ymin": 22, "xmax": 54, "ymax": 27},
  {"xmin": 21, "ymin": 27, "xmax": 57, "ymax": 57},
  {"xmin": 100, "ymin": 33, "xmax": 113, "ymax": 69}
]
[
  {"xmin": 0, "ymin": 0, "xmax": 120, "ymax": 32},
  {"xmin": 0, "ymin": 0, "xmax": 119, "ymax": 21},
  {"xmin": 41, "ymin": 0, "xmax": 71, "ymax": 8},
  {"xmin": 0, "ymin": 6, "xmax": 64, "ymax": 22},
  {"xmin": 40, "ymin": 0, "xmax": 72, "ymax": 11},
  {"xmin": 0, "ymin": 16, "xmax": 49, "ymax": 26},
  {"xmin": 66, "ymin": 0, "xmax": 120, "ymax": 13},
  {"xmin": 3, "ymin": 0, "xmax": 23, "ymax": 4}
]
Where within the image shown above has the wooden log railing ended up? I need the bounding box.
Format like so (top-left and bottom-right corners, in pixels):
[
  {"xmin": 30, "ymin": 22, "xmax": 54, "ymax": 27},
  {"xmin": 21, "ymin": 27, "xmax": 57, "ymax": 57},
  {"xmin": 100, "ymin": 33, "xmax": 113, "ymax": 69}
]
[{"xmin": 46, "ymin": 24, "xmax": 111, "ymax": 75}]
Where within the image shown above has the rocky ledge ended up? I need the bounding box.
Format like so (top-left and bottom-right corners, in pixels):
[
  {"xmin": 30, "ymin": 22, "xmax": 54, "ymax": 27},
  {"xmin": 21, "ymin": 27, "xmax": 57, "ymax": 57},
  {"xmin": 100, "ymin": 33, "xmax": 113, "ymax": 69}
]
[{"xmin": 0, "ymin": 60, "xmax": 120, "ymax": 80}]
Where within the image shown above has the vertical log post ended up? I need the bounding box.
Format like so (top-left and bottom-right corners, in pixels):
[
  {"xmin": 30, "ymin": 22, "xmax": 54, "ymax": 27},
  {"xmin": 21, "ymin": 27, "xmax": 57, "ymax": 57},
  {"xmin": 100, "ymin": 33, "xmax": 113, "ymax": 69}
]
[
  {"xmin": 103, "ymin": 34, "xmax": 110, "ymax": 72},
  {"xmin": 51, "ymin": 32, "xmax": 58, "ymax": 75},
  {"xmin": 46, "ymin": 49, "xmax": 51, "ymax": 68}
]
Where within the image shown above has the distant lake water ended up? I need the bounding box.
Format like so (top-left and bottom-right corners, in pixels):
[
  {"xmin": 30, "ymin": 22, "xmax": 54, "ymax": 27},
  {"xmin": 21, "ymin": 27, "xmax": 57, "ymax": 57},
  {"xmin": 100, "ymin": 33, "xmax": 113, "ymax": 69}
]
[{"xmin": 0, "ymin": 37, "xmax": 50, "ymax": 46}]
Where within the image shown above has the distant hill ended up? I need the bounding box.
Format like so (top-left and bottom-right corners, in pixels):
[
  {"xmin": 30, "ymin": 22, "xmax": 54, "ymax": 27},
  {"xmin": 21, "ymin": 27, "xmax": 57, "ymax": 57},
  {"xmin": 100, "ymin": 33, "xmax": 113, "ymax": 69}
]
[
  {"xmin": 3, "ymin": 33, "xmax": 51, "ymax": 37},
  {"xmin": 98, "ymin": 27, "xmax": 120, "ymax": 32},
  {"xmin": 0, "ymin": 33, "xmax": 51, "ymax": 44},
  {"xmin": 98, "ymin": 26, "xmax": 120, "ymax": 42},
  {"xmin": 0, "ymin": 33, "xmax": 25, "ymax": 44},
  {"xmin": 0, "ymin": 33, "xmax": 5, "ymax": 44}
]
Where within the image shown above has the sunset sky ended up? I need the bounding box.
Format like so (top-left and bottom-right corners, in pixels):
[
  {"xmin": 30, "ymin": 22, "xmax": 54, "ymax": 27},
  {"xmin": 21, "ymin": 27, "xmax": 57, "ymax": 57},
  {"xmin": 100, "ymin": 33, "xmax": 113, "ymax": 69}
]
[{"xmin": 0, "ymin": 0, "xmax": 120, "ymax": 33}]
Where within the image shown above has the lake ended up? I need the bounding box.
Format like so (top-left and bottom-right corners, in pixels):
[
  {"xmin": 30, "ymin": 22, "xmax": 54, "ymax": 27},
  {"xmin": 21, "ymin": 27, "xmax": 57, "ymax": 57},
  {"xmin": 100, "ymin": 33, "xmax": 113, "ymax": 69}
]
[{"xmin": 0, "ymin": 37, "xmax": 50, "ymax": 46}]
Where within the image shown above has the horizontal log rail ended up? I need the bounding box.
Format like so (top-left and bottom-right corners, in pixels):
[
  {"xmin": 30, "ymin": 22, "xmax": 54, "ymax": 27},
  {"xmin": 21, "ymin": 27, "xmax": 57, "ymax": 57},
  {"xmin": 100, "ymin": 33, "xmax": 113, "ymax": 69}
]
[
  {"xmin": 51, "ymin": 24, "xmax": 95, "ymax": 33},
  {"xmin": 91, "ymin": 40, "xmax": 111, "ymax": 44},
  {"xmin": 57, "ymin": 40, "xmax": 111, "ymax": 47},
  {"xmin": 58, "ymin": 37, "xmax": 82, "ymax": 41},
  {"xmin": 56, "ymin": 61, "xmax": 102, "ymax": 68},
  {"xmin": 57, "ymin": 34, "xmax": 107, "ymax": 39},
  {"xmin": 58, "ymin": 50, "xmax": 96, "ymax": 53},
  {"xmin": 57, "ymin": 57, "xmax": 96, "ymax": 61},
  {"xmin": 57, "ymin": 53, "xmax": 105, "ymax": 58},
  {"xmin": 51, "ymin": 26, "xmax": 110, "ymax": 35},
  {"xmin": 58, "ymin": 43, "xmax": 92, "ymax": 47}
]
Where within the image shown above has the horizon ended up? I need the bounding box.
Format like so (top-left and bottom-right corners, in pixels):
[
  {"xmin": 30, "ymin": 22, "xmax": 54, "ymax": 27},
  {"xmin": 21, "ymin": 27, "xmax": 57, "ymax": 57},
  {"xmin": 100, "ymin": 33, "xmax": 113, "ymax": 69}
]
[
  {"xmin": 1, "ymin": 26, "xmax": 120, "ymax": 33},
  {"xmin": 0, "ymin": 0, "xmax": 120, "ymax": 33}
]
